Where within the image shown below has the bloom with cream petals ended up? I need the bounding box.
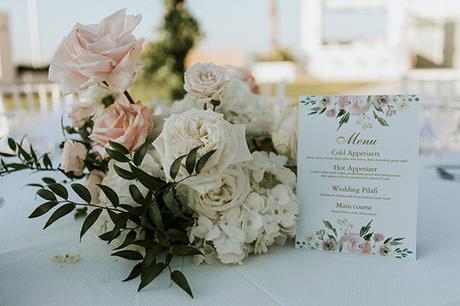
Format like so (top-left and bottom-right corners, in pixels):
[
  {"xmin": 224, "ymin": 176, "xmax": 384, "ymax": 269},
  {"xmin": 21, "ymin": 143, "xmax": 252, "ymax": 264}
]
[
  {"xmin": 153, "ymin": 109, "xmax": 251, "ymax": 193},
  {"xmin": 184, "ymin": 63, "xmax": 227, "ymax": 103}
]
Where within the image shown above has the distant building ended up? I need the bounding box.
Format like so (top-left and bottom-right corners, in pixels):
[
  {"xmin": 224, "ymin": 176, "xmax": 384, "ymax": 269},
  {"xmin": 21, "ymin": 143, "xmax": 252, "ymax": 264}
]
[
  {"xmin": 0, "ymin": 13, "xmax": 15, "ymax": 85},
  {"xmin": 301, "ymin": 0, "xmax": 460, "ymax": 81}
]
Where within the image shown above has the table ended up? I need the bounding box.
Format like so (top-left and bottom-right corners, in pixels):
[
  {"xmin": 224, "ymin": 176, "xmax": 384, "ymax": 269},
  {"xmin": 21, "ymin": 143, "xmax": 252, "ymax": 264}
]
[{"xmin": 1, "ymin": 115, "xmax": 460, "ymax": 306}]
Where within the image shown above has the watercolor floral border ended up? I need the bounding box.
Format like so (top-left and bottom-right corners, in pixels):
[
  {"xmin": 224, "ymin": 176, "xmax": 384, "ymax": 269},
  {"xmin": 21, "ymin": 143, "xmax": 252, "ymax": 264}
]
[
  {"xmin": 300, "ymin": 95, "xmax": 419, "ymax": 130},
  {"xmin": 296, "ymin": 219, "xmax": 413, "ymax": 259}
]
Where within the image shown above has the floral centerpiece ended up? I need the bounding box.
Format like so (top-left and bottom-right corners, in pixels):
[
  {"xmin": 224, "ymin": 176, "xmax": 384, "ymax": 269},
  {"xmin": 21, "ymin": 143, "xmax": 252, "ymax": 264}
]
[{"xmin": 0, "ymin": 9, "xmax": 298, "ymax": 297}]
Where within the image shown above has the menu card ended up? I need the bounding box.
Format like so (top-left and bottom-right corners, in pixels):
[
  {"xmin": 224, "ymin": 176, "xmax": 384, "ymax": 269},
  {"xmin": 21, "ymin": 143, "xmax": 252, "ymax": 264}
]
[{"xmin": 296, "ymin": 95, "xmax": 419, "ymax": 259}]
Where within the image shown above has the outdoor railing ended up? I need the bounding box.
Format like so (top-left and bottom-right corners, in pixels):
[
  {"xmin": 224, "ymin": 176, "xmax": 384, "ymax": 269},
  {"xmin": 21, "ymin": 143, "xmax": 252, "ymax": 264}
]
[{"xmin": 0, "ymin": 83, "xmax": 78, "ymax": 114}]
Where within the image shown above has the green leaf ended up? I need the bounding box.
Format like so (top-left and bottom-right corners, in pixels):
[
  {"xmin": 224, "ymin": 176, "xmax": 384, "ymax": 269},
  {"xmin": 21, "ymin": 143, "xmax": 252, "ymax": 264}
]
[
  {"xmin": 109, "ymin": 141, "xmax": 129, "ymax": 155},
  {"xmin": 322, "ymin": 220, "xmax": 333, "ymax": 231},
  {"xmin": 138, "ymin": 263, "xmax": 167, "ymax": 291},
  {"xmin": 336, "ymin": 109, "xmax": 346, "ymax": 117},
  {"xmin": 80, "ymin": 208, "xmax": 102, "ymax": 240},
  {"xmin": 43, "ymin": 154, "xmax": 53, "ymax": 169},
  {"xmin": 185, "ymin": 147, "xmax": 200, "ymax": 175},
  {"xmin": 28, "ymin": 201, "xmax": 58, "ymax": 218},
  {"xmin": 26, "ymin": 183, "xmax": 44, "ymax": 188},
  {"xmin": 37, "ymin": 189, "xmax": 57, "ymax": 201},
  {"xmin": 129, "ymin": 164, "xmax": 163, "ymax": 191},
  {"xmin": 98, "ymin": 184, "xmax": 119, "ymax": 207},
  {"xmin": 48, "ymin": 183, "xmax": 68, "ymax": 199},
  {"xmin": 71, "ymin": 183, "xmax": 92, "ymax": 203},
  {"xmin": 363, "ymin": 232, "xmax": 373, "ymax": 241},
  {"xmin": 44, "ymin": 203, "xmax": 76, "ymax": 229},
  {"xmin": 114, "ymin": 230, "xmax": 137, "ymax": 250},
  {"xmin": 42, "ymin": 177, "xmax": 56, "ymax": 184},
  {"xmin": 133, "ymin": 144, "xmax": 148, "ymax": 166},
  {"xmin": 123, "ymin": 263, "xmax": 142, "ymax": 282},
  {"xmin": 162, "ymin": 190, "xmax": 181, "ymax": 216},
  {"xmin": 170, "ymin": 154, "xmax": 187, "ymax": 180},
  {"xmin": 114, "ymin": 164, "xmax": 136, "ymax": 180},
  {"xmin": 377, "ymin": 116, "xmax": 389, "ymax": 127},
  {"xmin": 99, "ymin": 228, "xmax": 121, "ymax": 242},
  {"xmin": 107, "ymin": 210, "xmax": 127, "ymax": 228},
  {"xmin": 111, "ymin": 250, "xmax": 143, "ymax": 261},
  {"xmin": 17, "ymin": 144, "xmax": 32, "ymax": 162},
  {"xmin": 7, "ymin": 138, "xmax": 16, "ymax": 151},
  {"xmin": 143, "ymin": 243, "xmax": 163, "ymax": 266},
  {"xmin": 5, "ymin": 163, "xmax": 28, "ymax": 170},
  {"xmin": 129, "ymin": 185, "xmax": 144, "ymax": 204},
  {"xmin": 171, "ymin": 270, "xmax": 194, "ymax": 298},
  {"xmin": 106, "ymin": 148, "xmax": 130, "ymax": 163},
  {"xmin": 170, "ymin": 245, "xmax": 202, "ymax": 256},
  {"xmin": 195, "ymin": 150, "xmax": 216, "ymax": 174},
  {"xmin": 166, "ymin": 229, "xmax": 188, "ymax": 243},
  {"xmin": 148, "ymin": 202, "xmax": 164, "ymax": 229}
]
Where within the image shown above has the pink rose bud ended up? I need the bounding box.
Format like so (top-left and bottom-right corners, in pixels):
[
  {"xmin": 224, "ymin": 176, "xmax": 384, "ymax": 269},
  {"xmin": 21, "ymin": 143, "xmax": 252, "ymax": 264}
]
[
  {"xmin": 69, "ymin": 103, "xmax": 94, "ymax": 128},
  {"xmin": 374, "ymin": 233, "xmax": 384, "ymax": 242},
  {"xmin": 60, "ymin": 141, "xmax": 87, "ymax": 176},
  {"xmin": 89, "ymin": 96, "xmax": 153, "ymax": 158}
]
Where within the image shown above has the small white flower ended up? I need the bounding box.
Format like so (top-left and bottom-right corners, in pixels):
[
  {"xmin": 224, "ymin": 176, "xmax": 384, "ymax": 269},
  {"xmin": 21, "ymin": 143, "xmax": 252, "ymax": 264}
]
[
  {"xmin": 269, "ymin": 185, "xmax": 298, "ymax": 228},
  {"xmin": 212, "ymin": 223, "xmax": 246, "ymax": 264}
]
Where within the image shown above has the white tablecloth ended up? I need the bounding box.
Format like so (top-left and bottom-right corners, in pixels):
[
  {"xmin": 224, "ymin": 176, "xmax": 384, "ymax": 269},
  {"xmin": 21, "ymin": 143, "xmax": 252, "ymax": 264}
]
[{"xmin": 1, "ymin": 114, "xmax": 460, "ymax": 306}]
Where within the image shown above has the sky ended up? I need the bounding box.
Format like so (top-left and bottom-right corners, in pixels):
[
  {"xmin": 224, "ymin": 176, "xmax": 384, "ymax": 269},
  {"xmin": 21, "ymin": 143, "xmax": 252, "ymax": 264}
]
[
  {"xmin": 0, "ymin": 0, "xmax": 387, "ymax": 65},
  {"xmin": 0, "ymin": 0, "xmax": 302, "ymax": 64}
]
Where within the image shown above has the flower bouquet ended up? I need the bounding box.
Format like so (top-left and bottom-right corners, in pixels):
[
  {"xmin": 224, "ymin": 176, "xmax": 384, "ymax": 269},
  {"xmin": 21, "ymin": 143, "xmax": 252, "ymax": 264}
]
[{"xmin": 0, "ymin": 9, "xmax": 298, "ymax": 297}]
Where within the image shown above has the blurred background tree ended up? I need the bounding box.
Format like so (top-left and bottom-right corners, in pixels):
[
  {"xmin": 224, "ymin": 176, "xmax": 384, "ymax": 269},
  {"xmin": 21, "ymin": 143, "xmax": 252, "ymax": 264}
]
[{"xmin": 139, "ymin": 0, "xmax": 201, "ymax": 102}]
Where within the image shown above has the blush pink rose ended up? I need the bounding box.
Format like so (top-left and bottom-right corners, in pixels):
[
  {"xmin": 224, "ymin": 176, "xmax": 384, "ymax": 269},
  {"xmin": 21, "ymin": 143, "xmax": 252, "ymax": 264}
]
[
  {"xmin": 374, "ymin": 233, "xmax": 384, "ymax": 242},
  {"xmin": 359, "ymin": 241, "xmax": 372, "ymax": 255},
  {"xmin": 60, "ymin": 141, "xmax": 87, "ymax": 175},
  {"xmin": 89, "ymin": 96, "xmax": 153, "ymax": 158},
  {"xmin": 49, "ymin": 9, "xmax": 144, "ymax": 94},
  {"xmin": 69, "ymin": 103, "xmax": 94, "ymax": 127},
  {"xmin": 340, "ymin": 233, "xmax": 362, "ymax": 253},
  {"xmin": 338, "ymin": 96, "xmax": 370, "ymax": 115}
]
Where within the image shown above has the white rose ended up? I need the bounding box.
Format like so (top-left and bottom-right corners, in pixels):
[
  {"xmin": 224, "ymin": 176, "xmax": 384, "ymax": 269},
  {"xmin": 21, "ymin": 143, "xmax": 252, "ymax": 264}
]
[
  {"xmin": 49, "ymin": 9, "xmax": 144, "ymax": 94},
  {"xmin": 188, "ymin": 166, "xmax": 250, "ymax": 220},
  {"xmin": 184, "ymin": 63, "xmax": 228, "ymax": 103},
  {"xmin": 272, "ymin": 102, "xmax": 298, "ymax": 161},
  {"xmin": 153, "ymin": 109, "xmax": 252, "ymax": 193}
]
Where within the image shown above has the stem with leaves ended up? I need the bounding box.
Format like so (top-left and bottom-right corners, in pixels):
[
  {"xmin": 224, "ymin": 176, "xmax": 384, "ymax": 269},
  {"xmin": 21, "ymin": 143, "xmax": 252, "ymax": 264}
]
[{"xmin": 25, "ymin": 138, "xmax": 217, "ymax": 298}]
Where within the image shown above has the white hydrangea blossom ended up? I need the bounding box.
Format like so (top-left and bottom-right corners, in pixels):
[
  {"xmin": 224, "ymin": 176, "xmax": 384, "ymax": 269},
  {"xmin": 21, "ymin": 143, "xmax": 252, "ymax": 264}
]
[{"xmin": 188, "ymin": 151, "xmax": 298, "ymax": 265}]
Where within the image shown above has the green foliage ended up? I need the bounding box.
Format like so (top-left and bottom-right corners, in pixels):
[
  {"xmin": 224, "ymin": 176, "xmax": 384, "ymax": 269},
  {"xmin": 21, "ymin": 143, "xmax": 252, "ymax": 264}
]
[
  {"xmin": 23, "ymin": 140, "xmax": 216, "ymax": 297},
  {"xmin": 140, "ymin": 0, "xmax": 201, "ymax": 101}
]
